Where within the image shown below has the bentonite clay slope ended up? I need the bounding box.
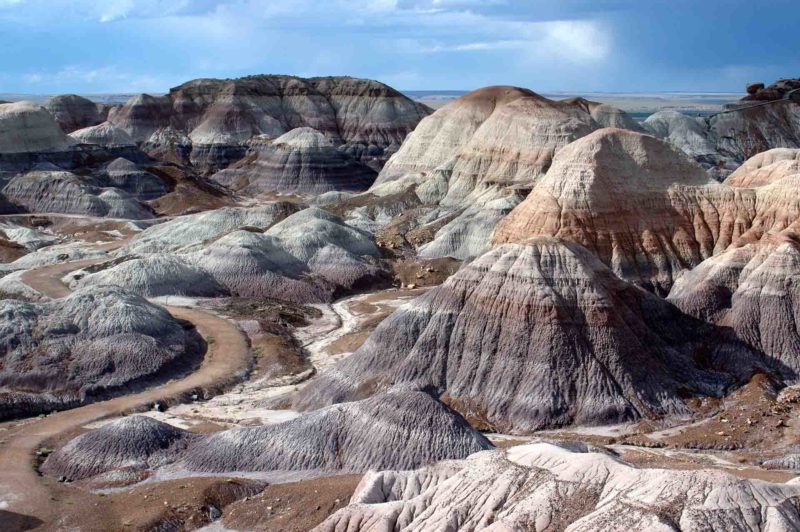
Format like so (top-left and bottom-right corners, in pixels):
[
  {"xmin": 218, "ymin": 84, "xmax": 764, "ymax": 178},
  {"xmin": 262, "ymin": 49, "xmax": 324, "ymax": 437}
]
[
  {"xmin": 493, "ymin": 128, "xmax": 800, "ymax": 295},
  {"xmin": 668, "ymin": 232, "xmax": 800, "ymax": 376},
  {"xmin": 316, "ymin": 442, "xmax": 800, "ymax": 531},
  {"xmin": 295, "ymin": 239, "xmax": 768, "ymax": 433},
  {"xmin": 0, "ymin": 101, "xmax": 77, "ymax": 153},
  {"xmin": 43, "ymin": 387, "xmax": 492, "ymax": 482},
  {"xmin": 211, "ymin": 127, "xmax": 377, "ymax": 194},
  {"xmin": 725, "ymin": 148, "xmax": 800, "ymax": 187},
  {"xmin": 44, "ymin": 94, "xmax": 106, "ymax": 133},
  {"xmin": 0, "ymin": 285, "xmax": 204, "ymax": 420},
  {"xmin": 108, "ymin": 75, "xmax": 430, "ymax": 171}
]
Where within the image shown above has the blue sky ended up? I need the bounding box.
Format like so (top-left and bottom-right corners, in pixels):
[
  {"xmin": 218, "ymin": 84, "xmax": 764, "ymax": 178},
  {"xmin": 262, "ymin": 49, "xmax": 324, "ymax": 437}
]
[{"xmin": 0, "ymin": 0, "xmax": 798, "ymax": 94}]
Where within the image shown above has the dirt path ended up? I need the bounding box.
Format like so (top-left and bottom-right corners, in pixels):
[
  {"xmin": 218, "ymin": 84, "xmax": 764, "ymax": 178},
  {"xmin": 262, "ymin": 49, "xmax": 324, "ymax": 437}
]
[{"xmin": 0, "ymin": 253, "xmax": 252, "ymax": 528}]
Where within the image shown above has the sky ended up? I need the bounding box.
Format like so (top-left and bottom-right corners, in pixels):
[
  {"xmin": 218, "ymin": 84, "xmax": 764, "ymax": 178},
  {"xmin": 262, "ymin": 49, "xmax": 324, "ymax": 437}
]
[{"xmin": 0, "ymin": 0, "xmax": 798, "ymax": 94}]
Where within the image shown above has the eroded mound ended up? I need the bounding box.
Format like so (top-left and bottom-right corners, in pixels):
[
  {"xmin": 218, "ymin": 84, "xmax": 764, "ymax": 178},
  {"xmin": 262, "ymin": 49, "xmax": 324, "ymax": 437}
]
[
  {"xmin": 725, "ymin": 148, "xmax": 800, "ymax": 187},
  {"xmin": 317, "ymin": 443, "xmax": 800, "ymax": 531},
  {"xmin": 108, "ymin": 75, "xmax": 429, "ymax": 172},
  {"xmin": 43, "ymin": 388, "xmax": 491, "ymax": 483},
  {"xmin": 0, "ymin": 101, "xmax": 77, "ymax": 154},
  {"xmin": 493, "ymin": 128, "xmax": 800, "ymax": 294},
  {"xmin": 212, "ymin": 127, "xmax": 377, "ymax": 194},
  {"xmin": 668, "ymin": 232, "xmax": 800, "ymax": 376},
  {"xmin": 295, "ymin": 239, "xmax": 769, "ymax": 432},
  {"xmin": 0, "ymin": 286, "xmax": 204, "ymax": 419},
  {"xmin": 44, "ymin": 94, "xmax": 106, "ymax": 133},
  {"xmin": 2, "ymin": 168, "xmax": 153, "ymax": 219},
  {"xmin": 42, "ymin": 416, "xmax": 193, "ymax": 481},
  {"xmin": 70, "ymin": 207, "xmax": 388, "ymax": 302}
]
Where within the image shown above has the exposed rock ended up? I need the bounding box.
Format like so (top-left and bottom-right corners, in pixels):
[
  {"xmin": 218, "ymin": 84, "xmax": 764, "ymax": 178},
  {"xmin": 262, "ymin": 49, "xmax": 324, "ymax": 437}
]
[
  {"xmin": 0, "ymin": 286, "xmax": 204, "ymax": 419},
  {"xmin": 3, "ymin": 168, "xmax": 153, "ymax": 219},
  {"xmin": 69, "ymin": 121, "xmax": 136, "ymax": 148},
  {"xmin": 295, "ymin": 239, "xmax": 768, "ymax": 433},
  {"xmin": 742, "ymin": 78, "xmax": 800, "ymax": 102},
  {"xmin": 0, "ymin": 101, "xmax": 77, "ymax": 153},
  {"xmin": 317, "ymin": 443, "xmax": 800, "ymax": 531},
  {"xmin": 44, "ymin": 94, "xmax": 106, "ymax": 133},
  {"xmin": 211, "ymin": 128, "xmax": 377, "ymax": 194},
  {"xmin": 725, "ymin": 148, "xmax": 800, "ymax": 187},
  {"xmin": 668, "ymin": 232, "xmax": 800, "ymax": 377},
  {"xmin": 493, "ymin": 128, "xmax": 800, "ymax": 294},
  {"xmin": 44, "ymin": 388, "xmax": 491, "ymax": 482},
  {"xmin": 109, "ymin": 75, "xmax": 429, "ymax": 172}
]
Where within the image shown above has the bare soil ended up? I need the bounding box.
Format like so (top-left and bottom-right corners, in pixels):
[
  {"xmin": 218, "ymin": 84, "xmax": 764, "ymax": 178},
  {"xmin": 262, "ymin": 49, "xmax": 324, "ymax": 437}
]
[{"xmin": 221, "ymin": 474, "xmax": 362, "ymax": 532}]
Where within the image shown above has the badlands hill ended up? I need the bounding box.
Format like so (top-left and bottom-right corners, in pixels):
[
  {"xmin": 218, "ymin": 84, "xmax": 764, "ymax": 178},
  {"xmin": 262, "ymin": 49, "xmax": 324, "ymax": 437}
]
[
  {"xmin": 0, "ymin": 286, "xmax": 204, "ymax": 420},
  {"xmin": 211, "ymin": 127, "xmax": 377, "ymax": 194},
  {"xmin": 44, "ymin": 94, "xmax": 107, "ymax": 133},
  {"xmin": 319, "ymin": 442, "xmax": 800, "ymax": 531},
  {"xmin": 644, "ymin": 77, "xmax": 800, "ymax": 175},
  {"xmin": 668, "ymin": 231, "xmax": 800, "ymax": 376},
  {"xmin": 331, "ymin": 86, "xmax": 643, "ymax": 261},
  {"xmin": 43, "ymin": 387, "xmax": 491, "ymax": 483},
  {"xmin": 2, "ymin": 166, "xmax": 154, "ymax": 218},
  {"xmin": 69, "ymin": 206, "xmax": 388, "ymax": 302},
  {"xmin": 493, "ymin": 128, "xmax": 800, "ymax": 295},
  {"xmin": 0, "ymin": 101, "xmax": 77, "ymax": 154},
  {"xmin": 295, "ymin": 239, "xmax": 770, "ymax": 433},
  {"xmin": 107, "ymin": 75, "xmax": 430, "ymax": 172}
]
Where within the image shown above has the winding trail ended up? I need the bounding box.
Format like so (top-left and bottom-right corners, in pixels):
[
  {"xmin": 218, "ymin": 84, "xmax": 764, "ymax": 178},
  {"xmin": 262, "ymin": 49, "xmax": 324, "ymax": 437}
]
[{"xmin": 0, "ymin": 250, "xmax": 252, "ymax": 527}]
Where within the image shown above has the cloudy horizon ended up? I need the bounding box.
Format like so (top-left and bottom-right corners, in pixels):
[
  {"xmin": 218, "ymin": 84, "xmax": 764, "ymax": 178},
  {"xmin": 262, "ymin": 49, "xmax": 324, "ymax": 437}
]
[{"xmin": 0, "ymin": 0, "xmax": 797, "ymax": 94}]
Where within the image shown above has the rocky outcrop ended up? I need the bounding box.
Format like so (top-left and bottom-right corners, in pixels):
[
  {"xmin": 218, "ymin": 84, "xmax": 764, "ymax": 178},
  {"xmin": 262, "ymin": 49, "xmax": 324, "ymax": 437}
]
[
  {"xmin": 44, "ymin": 94, "xmax": 106, "ymax": 133},
  {"xmin": 211, "ymin": 128, "xmax": 377, "ymax": 194},
  {"xmin": 493, "ymin": 128, "xmax": 800, "ymax": 295},
  {"xmin": 109, "ymin": 75, "xmax": 429, "ymax": 172},
  {"xmin": 742, "ymin": 78, "xmax": 800, "ymax": 102},
  {"xmin": 725, "ymin": 147, "xmax": 800, "ymax": 187},
  {"xmin": 2, "ymin": 168, "xmax": 153, "ymax": 219},
  {"xmin": 295, "ymin": 239, "xmax": 768, "ymax": 433},
  {"xmin": 69, "ymin": 121, "xmax": 136, "ymax": 148},
  {"xmin": 0, "ymin": 286, "xmax": 204, "ymax": 420},
  {"xmin": 668, "ymin": 232, "xmax": 800, "ymax": 377},
  {"xmin": 70, "ymin": 207, "xmax": 388, "ymax": 303},
  {"xmin": 317, "ymin": 443, "xmax": 800, "ymax": 531},
  {"xmin": 43, "ymin": 388, "xmax": 491, "ymax": 482}
]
